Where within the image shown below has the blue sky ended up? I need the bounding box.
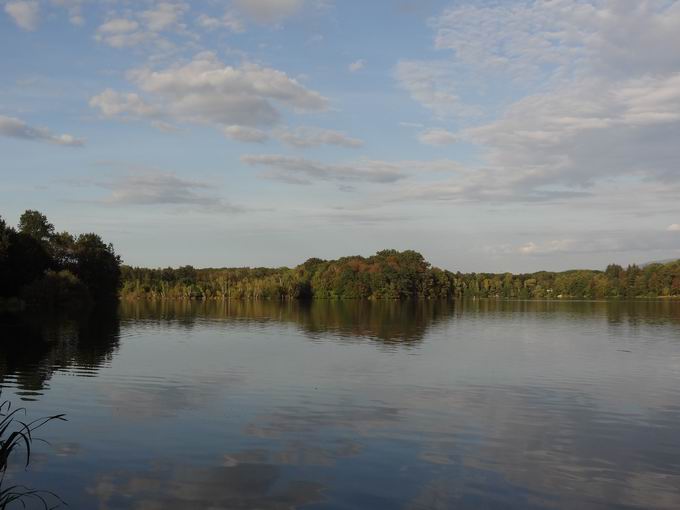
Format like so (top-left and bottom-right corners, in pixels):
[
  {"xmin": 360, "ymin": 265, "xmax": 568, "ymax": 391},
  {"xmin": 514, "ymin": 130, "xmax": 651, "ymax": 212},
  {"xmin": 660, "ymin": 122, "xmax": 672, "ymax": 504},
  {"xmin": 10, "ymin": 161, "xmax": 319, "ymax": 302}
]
[{"xmin": 1, "ymin": 0, "xmax": 679, "ymax": 271}]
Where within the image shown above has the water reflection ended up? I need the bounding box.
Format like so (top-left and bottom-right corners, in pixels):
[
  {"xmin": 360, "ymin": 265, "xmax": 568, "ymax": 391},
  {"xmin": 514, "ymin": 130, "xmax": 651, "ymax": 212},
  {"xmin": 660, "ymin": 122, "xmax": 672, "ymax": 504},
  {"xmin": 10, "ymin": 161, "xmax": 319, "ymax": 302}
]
[
  {"xmin": 119, "ymin": 298, "xmax": 680, "ymax": 346},
  {"xmin": 0, "ymin": 307, "xmax": 120, "ymax": 398},
  {"xmin": 405, "ymin": 384, "xmax": 680, "ymax": 509},
  {"xmin": 87, "ymin": 463, "xmax": 325, "ymax": 510},
  {"xmin": 1, "ymin": 299, "xmax": 679, "ymax": 509},
  {"xmin": 120, "ymin": 299, "xmax": 453, "ymax": 346}
]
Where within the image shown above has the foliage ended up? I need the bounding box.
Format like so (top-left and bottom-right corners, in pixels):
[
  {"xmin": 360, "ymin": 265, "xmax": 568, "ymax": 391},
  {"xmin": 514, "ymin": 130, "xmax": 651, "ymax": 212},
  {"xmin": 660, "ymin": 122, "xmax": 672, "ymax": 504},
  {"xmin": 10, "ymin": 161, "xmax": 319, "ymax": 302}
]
[
  {"xmin": 121, "ymin": 250, "xmax": 452, "ymax": 300},
  {"xmin": 4, "ymin": 208, "xmax": 677, "ymax": 303},
  {"xmin": 121, "ymin": 252, "xmax": 680, "ymax": 301},
  {"xmin": 22, "ymin": 270, "xmax": 91, "ymax": 311},
  {"xmin": 18, "ymin": 211, "xmax": 54, "ymax": 247},
  {"xmin": 449, "ymin": 261, "xmax": 680, "ymax": 300},
  {"xmin": 0, "ymin": 228, "xmax": 51, "ymax": 299},
  {"xmin": 0, "ymin": 393, "xmax": 66, "ymax": 509},
  {"xmin": 70, "ymin": 234, "xmax": 121, "ymax": 302},
  {"xmin": 0, "ymin": 212, "xmax": 121, "ymax": 308}
]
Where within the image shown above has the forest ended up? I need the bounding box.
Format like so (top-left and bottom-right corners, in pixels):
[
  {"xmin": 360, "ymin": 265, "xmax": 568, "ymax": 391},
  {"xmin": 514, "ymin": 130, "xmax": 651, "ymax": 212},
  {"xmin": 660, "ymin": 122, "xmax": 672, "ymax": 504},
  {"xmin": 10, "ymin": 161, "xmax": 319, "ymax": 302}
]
[
  {"xmin": 3, "ymin": 210, "xmax": 679, "ymax": 305},
  {"xmin": 121, "ymin": 251, "xmax": 680, "ymax": 301},
  {"xmin": 0, "ymin": 211, "xmax": 121, "ymax": 311}
]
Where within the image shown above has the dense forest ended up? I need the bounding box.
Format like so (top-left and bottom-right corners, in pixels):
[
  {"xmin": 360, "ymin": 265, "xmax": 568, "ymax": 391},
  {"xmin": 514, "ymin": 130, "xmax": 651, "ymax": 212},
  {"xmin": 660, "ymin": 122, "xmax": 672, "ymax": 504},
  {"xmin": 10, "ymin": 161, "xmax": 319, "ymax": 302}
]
[
  {"xmin": 122, "ymin": 250, "xmax": 452, "ymax": 300},
  {"xmin": 121, "ymin": 251, "xmax": 680, "ymax": 301},
  {"xmin": 3, "ymin": 210, "xmax": 679, "ymax": 305},
  {"xmin": 0, "ymin": 211, "xmax": 121, "ymax": 310}
]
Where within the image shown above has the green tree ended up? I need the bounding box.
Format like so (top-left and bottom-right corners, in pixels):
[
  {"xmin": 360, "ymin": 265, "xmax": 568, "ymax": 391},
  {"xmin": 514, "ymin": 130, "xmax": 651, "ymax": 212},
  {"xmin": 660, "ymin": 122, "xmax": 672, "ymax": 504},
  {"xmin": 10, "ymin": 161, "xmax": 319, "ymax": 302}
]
[
  {"xmin": 70, "ymin": 233, "xmax": 121, "ymax": 302},
  {"xmin": 2, "ymin": 227, "xmax": 51, "ymax": 298},
  {"xmin": 2, "ymin": 211, "xmax": 122, "ymax": 307},
  {"xmin": 18, "ymin": 210, "xmax": 54, "ymax": 244},
  {"xmin": 51, "ymin": 231, "xmax": 76, "ymax": 267},
  {"xmin": 22, "ymin": 269, "xmax": 91, "ymax": 310},
  {"xmin": 0, "ymin": 216, "xmax": 11, "ymax": 263}
]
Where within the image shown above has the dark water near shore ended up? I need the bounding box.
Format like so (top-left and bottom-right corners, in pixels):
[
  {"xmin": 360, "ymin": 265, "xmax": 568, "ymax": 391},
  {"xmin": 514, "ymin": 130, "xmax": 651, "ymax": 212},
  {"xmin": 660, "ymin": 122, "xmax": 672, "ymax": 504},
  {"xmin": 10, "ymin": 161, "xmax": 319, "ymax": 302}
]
[{"xmin": 1, "ymin": 299, "xmax": 680, "ymax": 509}]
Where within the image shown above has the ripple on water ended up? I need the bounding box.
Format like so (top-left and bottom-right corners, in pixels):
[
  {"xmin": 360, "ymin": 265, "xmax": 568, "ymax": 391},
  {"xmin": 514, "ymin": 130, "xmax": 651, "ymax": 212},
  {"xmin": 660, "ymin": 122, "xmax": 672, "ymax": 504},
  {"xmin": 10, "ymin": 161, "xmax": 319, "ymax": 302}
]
[{"xmin": 1, "ymin": 300, "xmax": 680, "ymax": 509}]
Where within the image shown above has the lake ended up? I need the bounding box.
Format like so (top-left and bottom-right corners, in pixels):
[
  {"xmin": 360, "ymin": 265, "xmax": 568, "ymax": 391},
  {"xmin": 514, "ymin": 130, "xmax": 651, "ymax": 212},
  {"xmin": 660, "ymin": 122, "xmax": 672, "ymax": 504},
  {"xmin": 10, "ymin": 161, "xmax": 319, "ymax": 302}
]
[{"xmin": 1, "ymin": 299, "xmax": 680, "ymax": 509}]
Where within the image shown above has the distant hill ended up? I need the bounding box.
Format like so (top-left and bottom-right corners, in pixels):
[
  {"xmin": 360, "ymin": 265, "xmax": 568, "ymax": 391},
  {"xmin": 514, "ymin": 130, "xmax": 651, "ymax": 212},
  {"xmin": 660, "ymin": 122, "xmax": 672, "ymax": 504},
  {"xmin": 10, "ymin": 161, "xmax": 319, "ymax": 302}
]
[{"xmin": 640, "ymin": 258, "xmax": 680, "ymax": 268}]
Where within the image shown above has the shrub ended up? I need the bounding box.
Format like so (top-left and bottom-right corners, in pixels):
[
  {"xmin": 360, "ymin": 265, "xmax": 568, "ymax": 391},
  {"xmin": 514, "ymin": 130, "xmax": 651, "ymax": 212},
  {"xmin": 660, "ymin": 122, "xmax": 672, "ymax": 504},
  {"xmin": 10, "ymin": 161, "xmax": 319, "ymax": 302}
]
[{"xmin": 22, "ymin": 270, "xmax": 91, "ymax": 311}]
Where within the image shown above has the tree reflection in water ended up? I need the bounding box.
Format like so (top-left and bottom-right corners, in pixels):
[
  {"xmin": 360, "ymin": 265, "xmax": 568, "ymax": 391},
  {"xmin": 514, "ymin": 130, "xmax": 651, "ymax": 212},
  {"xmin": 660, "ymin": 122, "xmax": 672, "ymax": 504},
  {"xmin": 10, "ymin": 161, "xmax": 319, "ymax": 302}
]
[
  {"xmin": 119, "ymin": 299, "xmax": 454, "ymax": 347},
  {"xmin": 2, "ymin": 300, "xmax": 680, "ymax": 509},
  {"xmin": 0, "ymin": 305, "xmax": 121, "ymax": 397}
]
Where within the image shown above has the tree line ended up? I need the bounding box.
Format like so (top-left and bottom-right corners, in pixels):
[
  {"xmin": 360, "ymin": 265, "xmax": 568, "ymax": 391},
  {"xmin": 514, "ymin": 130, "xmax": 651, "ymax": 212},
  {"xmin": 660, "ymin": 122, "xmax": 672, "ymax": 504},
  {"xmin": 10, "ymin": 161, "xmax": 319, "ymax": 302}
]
[
  {"xmin": 121, "ymin": 251, "xmax": 680, "ymax": 301},
  {"xmin": 2, "ymin": 210, "xmax": 678, "ymax": 304},
  {"xmin": 0, "ymin": 210, "xmax": 121, "ymax": 310},
  {"xmin": 121, "ymin": 250, "xmax": 453, "ymax": 300}
]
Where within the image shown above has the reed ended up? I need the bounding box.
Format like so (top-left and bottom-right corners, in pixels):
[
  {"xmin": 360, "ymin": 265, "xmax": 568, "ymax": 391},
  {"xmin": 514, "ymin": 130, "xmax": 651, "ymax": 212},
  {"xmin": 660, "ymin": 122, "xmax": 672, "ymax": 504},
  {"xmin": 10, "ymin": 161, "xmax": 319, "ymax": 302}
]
[{"xmin": 0, "ymin": 393, "xmax": 66, "ymax": 509}]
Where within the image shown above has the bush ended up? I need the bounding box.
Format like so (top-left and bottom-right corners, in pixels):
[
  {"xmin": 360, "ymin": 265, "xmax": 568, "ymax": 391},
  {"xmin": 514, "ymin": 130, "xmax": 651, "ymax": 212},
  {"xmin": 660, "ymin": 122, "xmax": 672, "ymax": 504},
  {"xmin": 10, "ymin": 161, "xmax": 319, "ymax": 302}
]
[{"xmin": 22, "ymin": 270, "xmax": 91, "ymax": 311}]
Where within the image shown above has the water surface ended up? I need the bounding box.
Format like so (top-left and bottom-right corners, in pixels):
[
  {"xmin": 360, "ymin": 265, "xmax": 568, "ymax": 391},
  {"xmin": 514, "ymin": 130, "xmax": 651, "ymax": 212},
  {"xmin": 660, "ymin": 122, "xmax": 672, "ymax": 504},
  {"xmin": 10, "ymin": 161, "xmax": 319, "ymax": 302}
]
[{"xmin": 1, "ymin": 300, "xmax": 680, "ymax": 509}]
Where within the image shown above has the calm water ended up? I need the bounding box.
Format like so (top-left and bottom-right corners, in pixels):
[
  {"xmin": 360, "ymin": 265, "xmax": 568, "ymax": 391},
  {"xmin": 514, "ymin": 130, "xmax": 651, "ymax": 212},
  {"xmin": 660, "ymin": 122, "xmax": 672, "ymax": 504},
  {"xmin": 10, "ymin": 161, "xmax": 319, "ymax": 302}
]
[{"xmin": 1, "ymin": 300, "xmax": 680, "ymax": 509}]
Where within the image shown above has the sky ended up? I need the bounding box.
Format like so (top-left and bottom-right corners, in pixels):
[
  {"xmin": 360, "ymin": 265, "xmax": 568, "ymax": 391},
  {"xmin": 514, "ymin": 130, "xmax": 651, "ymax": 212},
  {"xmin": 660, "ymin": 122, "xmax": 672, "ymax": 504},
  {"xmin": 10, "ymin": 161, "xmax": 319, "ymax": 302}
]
[{"xmin": 1, "ymin": 0, "xmax": 679, "ymax": 272}]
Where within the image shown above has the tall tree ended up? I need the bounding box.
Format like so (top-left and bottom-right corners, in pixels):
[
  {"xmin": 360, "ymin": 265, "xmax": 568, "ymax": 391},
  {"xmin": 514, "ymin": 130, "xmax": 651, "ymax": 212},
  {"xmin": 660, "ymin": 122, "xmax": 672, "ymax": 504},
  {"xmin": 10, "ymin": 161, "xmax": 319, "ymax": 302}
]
[
  {"xmin": 51, "ymin": 231, "xmax": 76, "ymax": 267},
  {"xmin": 1, "ymin": 229, "xmax": 51, "ymax": 298},
  {"xmin": 18, "ymin": 210, "xmax": 54, "ymax": 244},
  {"xmin": 0, "ymin": 216, "xmax": 10, "ymax": 262},
  {"xmin": 71, "ymin": 233, "xmax": 122, "ymax": 302},
  {"xmin": 0, "ymin": 216, "xmax": 12, "ymax": 296}
]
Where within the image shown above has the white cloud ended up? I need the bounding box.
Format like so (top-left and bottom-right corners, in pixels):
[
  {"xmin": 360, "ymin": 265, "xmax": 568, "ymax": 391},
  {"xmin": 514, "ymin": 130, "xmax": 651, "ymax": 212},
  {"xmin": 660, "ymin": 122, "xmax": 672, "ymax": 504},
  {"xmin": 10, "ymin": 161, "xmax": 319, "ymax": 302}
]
[
  {"xmin": 98, "ymin": 18, "xmax": 139, "ymax": 34},
  {"xmin": 99, "ymin": 171, "xmax": 242, "ymax": 212},
  {"xmin": 517, "ymin": 240, "xmax": 575, "ymax": 256},
  {"xmin": 90, "ymin": 52, "xmax": 328, "ymax": 136},
  {"xmin": 0, "ymin": 114, "xmax": 84, "ymax": 146},
  {"xmin": 488, "ymin": 229, "xmax": 680, "ymax": 258},
  {"xmin": 349, "ymin": 59, "xmax": 366, "ymax": 73},
  {"xmin": 277, "ymin": 127, "xmax": 363, "ymax": 149},
  {"xmin": 242, "ymin": 155, "xmax": 456, "ymax": 185},
  {"xmin": 577, "ymin": 0, "xmax": 680, "ymax": 78},
  {"xmin": 408, "ymin": 0, "xmax": 680, "ymax": 114},
  {"xmin": 232, "ymin": 0, "xmax": 304, "ymax": 23},
  {"xmin": 427, "ymin": 1, "xmax": 680, "ymax": 86},
  {"xmin": 396, "ymin": 0, "xmax": 680, "ymax": 203},
  {"xmin": 95, "ymin": 18, "xmax": 148, "ymax": 48},
  {"xmin": 418, "ymin": 128, "xmax": 456, "ymax": 146},
  {"xmin": 431, "ymin": 2, "xmax": 588, "ymax": 82},
  {"xmin": 395, "ymin": 60, "xmax": 477, "ymax": 118},
  {"xmin": 392, "ymin": 169, "xmax": 590, "ymax": 204},
  {"xmin": 196, "ymin": 12, "xmax": 244, "ymax": 32},
  {"xmin": 223, "ymin": 125, "xmax": 269, "ymax": 143},
  {"xmin": 95, "ymin": 2, "xmax": 190, "ymax": 48},
  {"xmin": 242, "ymin": 155, "xmax": 408, "ymax": 185},
  {"xmin": 668, "ymin": 224, "xmax": 680, "ymax": 232},
  {"xmin": 463, "ymin": 73, "xmax": 680, "ymax": 190},
  {"xmin": 131, "ymin": 52, "xmax": 326, "ymax": 114},
  {"xmin": 518, "ymin": 242, "xmax": 537, "ymax": 255},
  {"xmin": 89, "ymin": 89, "xmax": 157, "ymax": 118},
  {"xmin": 4, "ymin": 1, "xmax": 39, "ymax": 30},
  {"xmin": 140, "ymin": 2, "xmax": 188, "ymax": 32}
]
